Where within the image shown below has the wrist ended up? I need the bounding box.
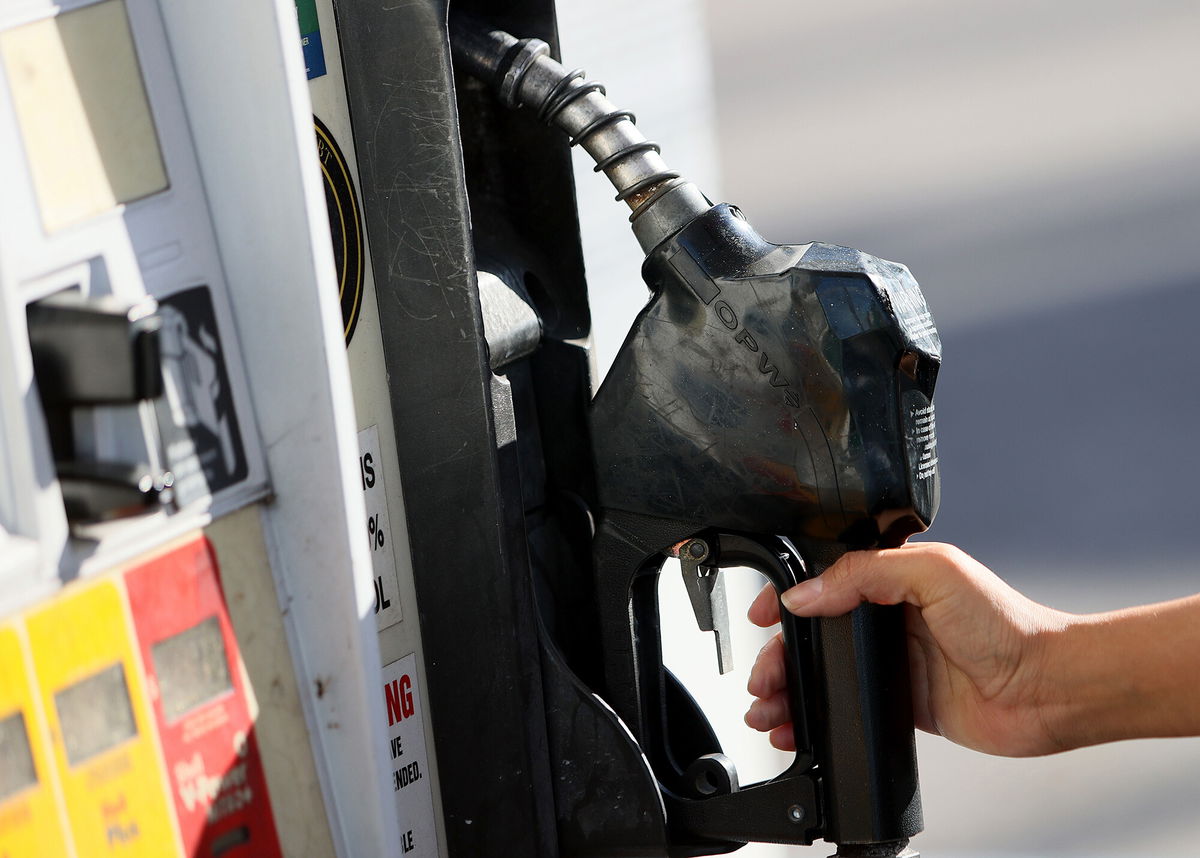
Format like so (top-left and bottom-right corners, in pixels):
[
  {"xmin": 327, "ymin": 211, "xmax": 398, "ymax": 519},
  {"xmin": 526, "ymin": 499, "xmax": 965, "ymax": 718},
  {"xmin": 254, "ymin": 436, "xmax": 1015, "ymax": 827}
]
[
  {"xmin": 1035, "ymin": 597, "xmax": 1200, "ymax": 751},
  {"xmin": 1033, "ymin": 611, "xmax": 1122, "ymax": 752}
]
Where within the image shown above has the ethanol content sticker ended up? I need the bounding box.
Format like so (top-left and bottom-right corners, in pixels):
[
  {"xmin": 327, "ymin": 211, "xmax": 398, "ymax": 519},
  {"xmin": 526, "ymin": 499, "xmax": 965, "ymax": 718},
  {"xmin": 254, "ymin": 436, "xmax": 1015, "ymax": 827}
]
[
  {"xmin": 358, "ymin": 425, "xmax": 404, "ymax": 632},
  {"xmin": 314, "ymin": 116, "xmax": 364, "ymax": 345}
]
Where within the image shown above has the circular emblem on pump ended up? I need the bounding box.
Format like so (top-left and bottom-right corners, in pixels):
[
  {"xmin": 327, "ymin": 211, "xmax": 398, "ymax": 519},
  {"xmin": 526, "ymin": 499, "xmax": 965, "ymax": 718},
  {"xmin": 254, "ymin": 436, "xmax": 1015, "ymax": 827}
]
[{"xmin": 314, "ymin": 115, "xmax": 365, "ymax": 345}]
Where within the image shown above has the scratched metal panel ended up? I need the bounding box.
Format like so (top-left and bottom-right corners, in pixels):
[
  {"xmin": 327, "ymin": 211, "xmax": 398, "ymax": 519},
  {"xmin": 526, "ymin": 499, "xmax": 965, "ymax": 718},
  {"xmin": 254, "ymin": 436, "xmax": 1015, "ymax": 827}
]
[{"xmin": 332, "ymin": 1, "xmax": 590, "ymax": 855}]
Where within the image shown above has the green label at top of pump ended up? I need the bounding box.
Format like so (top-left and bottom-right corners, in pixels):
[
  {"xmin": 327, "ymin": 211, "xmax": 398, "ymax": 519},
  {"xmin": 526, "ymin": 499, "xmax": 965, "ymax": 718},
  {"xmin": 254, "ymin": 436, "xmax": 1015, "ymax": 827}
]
[{"xmin": 295, "ymin": 0, "xmax": 326, "ymax": 79}]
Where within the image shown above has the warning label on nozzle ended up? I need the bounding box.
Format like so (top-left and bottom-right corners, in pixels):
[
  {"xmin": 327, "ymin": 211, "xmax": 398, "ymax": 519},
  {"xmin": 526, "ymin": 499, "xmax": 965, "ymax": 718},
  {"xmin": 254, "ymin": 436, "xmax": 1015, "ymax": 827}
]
[{"xmin": 381, "ymin": 654, "xmax": 438, "ymax": 856}]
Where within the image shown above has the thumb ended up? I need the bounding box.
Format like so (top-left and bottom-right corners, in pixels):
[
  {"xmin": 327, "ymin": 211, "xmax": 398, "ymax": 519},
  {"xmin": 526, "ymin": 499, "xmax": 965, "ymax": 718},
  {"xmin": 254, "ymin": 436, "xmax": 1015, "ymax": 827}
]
[{"xmin": 780, "ymin": 542, "xmax": 956, "ymax": 617}]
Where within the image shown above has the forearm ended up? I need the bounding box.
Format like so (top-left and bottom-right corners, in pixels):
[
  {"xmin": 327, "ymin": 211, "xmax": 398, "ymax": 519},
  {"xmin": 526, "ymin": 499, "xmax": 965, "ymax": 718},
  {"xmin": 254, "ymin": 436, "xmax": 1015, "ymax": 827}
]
[{"xmin": 1039, "ymin": 594, "xmax": 1200, "ymax": 750}]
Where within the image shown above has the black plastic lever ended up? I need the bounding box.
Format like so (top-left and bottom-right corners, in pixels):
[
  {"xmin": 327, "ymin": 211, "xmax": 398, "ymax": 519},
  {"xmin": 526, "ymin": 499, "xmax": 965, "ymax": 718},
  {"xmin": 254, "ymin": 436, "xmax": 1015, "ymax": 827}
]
[{"xmin": 700, "ymin": 532, "xmax": 817, "ymax": 766}]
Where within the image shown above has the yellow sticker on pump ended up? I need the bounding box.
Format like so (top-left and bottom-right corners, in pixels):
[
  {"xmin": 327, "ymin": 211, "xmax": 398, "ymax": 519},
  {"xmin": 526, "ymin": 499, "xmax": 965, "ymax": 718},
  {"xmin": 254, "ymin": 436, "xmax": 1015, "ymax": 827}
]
[
  {"xmin": 26, "ymin": 580, "xmax": 181, "ymax": 857},
  {"xmin": 0, "ymin": 623, "xmax": 71, "ymax": 857}
]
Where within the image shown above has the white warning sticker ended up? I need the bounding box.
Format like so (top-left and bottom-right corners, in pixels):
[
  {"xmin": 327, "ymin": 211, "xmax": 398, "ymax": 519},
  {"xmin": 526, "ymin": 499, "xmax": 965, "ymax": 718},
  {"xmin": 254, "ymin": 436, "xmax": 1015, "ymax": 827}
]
[
  {"xmin": 358, "ymin": 424, "xmax": 403, "ymax": 631},
  {"xmin": 382, "ymin": 654, "xmax": 438, "ymax": 856}
]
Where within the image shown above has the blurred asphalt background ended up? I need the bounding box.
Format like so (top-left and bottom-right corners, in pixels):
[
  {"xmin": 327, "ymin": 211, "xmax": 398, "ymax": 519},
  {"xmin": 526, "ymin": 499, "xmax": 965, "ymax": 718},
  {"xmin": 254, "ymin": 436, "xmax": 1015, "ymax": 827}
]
[{"xmin": 557, "ymin": 0, "xmax": 1200, "ymax": 855}]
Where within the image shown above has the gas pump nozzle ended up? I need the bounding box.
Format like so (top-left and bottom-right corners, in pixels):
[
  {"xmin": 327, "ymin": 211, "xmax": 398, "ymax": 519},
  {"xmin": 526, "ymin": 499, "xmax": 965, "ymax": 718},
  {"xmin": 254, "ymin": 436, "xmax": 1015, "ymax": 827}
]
[{"xmin": 453, "ymin": 19, "xmax": 939, "ymax": 857}]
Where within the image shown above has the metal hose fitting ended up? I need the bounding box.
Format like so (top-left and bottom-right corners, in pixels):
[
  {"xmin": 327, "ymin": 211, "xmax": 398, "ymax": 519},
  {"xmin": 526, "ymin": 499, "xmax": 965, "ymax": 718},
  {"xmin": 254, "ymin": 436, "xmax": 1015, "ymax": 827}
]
[{"xmin": 450, "ymin": 18, "xmax": 710, "ymax": 252}]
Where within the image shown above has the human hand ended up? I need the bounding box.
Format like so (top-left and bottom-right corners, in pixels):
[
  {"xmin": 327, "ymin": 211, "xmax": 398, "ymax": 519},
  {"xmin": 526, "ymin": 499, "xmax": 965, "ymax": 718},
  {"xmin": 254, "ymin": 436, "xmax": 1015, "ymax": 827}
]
[{"xmin": 743, "ymin": 542, "xmax": 1072, "ymax": 757}]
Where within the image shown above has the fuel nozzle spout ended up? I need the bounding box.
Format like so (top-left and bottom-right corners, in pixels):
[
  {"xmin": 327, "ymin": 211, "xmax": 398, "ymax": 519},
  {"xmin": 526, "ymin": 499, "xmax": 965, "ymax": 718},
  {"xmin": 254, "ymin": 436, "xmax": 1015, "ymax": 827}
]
[{"xmin": 449, "ymin": 16, "xmax": 710, "ymax": 252}]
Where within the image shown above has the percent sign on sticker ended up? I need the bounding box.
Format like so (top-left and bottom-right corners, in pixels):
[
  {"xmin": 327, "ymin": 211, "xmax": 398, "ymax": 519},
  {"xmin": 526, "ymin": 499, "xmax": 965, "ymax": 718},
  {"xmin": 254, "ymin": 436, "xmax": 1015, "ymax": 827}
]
[{"xmin": 368, "ymin": 513, "xmax": 385, "ymax": 551}]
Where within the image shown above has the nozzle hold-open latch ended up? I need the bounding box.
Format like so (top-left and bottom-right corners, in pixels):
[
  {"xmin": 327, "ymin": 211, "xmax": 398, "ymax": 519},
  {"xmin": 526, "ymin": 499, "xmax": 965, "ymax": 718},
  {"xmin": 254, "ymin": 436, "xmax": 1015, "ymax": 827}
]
[{"xmin": 671, "ymin": 538, "xmax": 734, "ymax": 675}]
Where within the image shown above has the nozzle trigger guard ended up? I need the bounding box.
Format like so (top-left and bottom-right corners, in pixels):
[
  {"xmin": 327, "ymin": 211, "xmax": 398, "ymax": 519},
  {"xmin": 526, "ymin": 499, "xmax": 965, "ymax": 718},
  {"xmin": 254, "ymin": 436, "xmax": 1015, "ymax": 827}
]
[{"xmin": 592, "ymin": 512, "xmax": 825, "ymax": 849}]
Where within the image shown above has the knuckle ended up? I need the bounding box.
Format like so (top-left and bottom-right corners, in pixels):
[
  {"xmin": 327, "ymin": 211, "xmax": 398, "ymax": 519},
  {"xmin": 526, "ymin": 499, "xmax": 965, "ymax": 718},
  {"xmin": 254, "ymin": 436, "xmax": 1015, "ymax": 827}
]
[
  {"xmin": 919, "ymin": 541, "xmax": 955, "ymax": 560},
  {"xmin": 918, "ymin": 542, "xmax": 966, "ymax": 574},
  {"xmin": 933, "ymin": 542, "xmax": 975, "ymax": 576},
  {"xmin": 830, "ymin": 550, "xmax": 882, "ymax": 596},
  {"xmin": 826, "ymin": 551, "xmax": 863, "ymax": 587}
]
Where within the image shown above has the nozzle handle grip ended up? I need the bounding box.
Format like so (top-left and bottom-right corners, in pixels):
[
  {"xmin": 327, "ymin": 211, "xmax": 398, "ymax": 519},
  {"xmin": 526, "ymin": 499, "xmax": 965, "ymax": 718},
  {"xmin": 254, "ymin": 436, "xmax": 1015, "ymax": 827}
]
[{"xmin": 799, "ymin": 543, "xmax": 923, "ymax": 846}]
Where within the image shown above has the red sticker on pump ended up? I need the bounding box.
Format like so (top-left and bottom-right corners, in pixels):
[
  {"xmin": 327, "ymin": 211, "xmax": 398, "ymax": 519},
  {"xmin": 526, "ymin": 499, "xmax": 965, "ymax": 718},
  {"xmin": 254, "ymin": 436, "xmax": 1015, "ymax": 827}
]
[{"xmin": 124, "ymin": 536, "xmax": 282, "ymax": 858}]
